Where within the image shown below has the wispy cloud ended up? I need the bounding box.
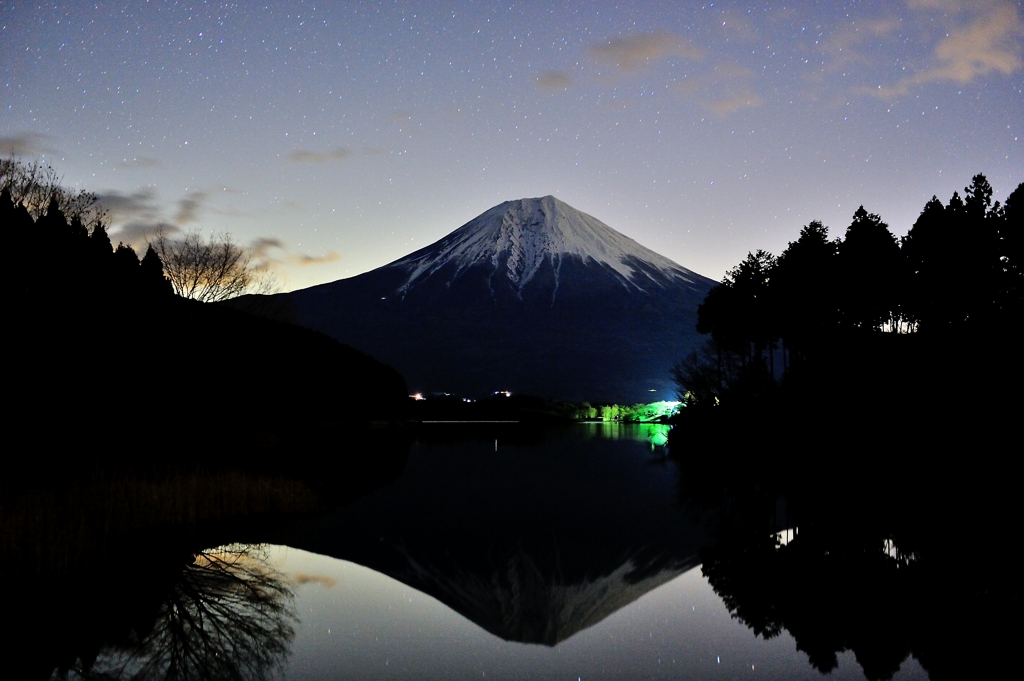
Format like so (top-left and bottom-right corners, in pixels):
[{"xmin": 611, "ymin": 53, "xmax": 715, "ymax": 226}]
[
  {"xmin": 589, "ymin": 31, "xmax": 701, "ymax": 72},
  {"xmin": 905, "ymin": 0, "xmax": 967, "ymax": 10},
  {"xmin": 286, "ymin": 147, "xmax": 353, "ymax": 163},
  {"xmin": 669, "ymin": 63, "xmax": 764, "ymax": 115},
  {"xmin": 251, "ymin": 237, "xmax": 340, "ymax": 268},
  {"xmin": 101, "ymin": 187, "xmax": 214, "ymax": 246},
  {"xmin": 0, "ymin": 131, "xmax": 53, "ymax": 156},
  {"xmin": 289, "ymin": 573, "xmax": 338, "ymax": 588},
  {"xmin": 112, "ymin": 221, "xmax": 179, "ymax": 247},
  {"xmin": 819, "ymin": 18, "xmax": 902, "ymax": 73},
  {"xmin": 710, "ymin": 90, "xmax": 764, "ymax": 114},
  {"xmin": 293, "ymin": 251, "xmax": 341, "ymax": 266},
  {"xmin": 251, "ymin": 237, "xmax": 285, "ymax": 257},
  {"xmin": 174, "ymin": 191, "xmax": 208, "ymax": 224},
  {"xmin": 536, "ymin": 70, "xmax": 572, "ymax": 91},
  {"xmin": 96, "ymin": 187, "xmax": 160, "ymax": 223},
  {"xmin": 869, "ymin": 1, "xmax": 1023, "ymax": 97}
]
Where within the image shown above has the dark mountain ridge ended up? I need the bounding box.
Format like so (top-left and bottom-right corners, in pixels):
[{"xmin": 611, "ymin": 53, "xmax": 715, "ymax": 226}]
[{"xmin": 274, "ymin": 196, "xmax": 716, "ymax": 402}]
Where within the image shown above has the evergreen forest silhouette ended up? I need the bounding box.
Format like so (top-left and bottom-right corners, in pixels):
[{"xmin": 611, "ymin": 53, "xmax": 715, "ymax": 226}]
[
  {"xmin": 0, "ymin": 170, "xmax": 410, "ymax": 466},
  {"xmin": 669, "ymin": 173, "xmax": 1021, "ymax": 680},
  {"xmin": 671, "ymin": 173, "xmax": 1022, "ymax": 455}
]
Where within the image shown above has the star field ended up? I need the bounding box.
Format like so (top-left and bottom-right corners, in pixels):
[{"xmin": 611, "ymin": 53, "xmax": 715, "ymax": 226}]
[{"xmin": 2, "ymin": 1, "xmax": 1022, "ymax": 289}]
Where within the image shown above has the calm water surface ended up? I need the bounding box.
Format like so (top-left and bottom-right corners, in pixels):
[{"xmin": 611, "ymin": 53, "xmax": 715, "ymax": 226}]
[
  {"xmin": 272, "ymin": 546, "xmax": 926, "ymax": 681},
  {"xmin": 35, "ymin": 423, "xmax": 938, "ymax": 680},
  {"xmin": 265, "ymin": 423, "xmax": 927, "ymax": 680}
]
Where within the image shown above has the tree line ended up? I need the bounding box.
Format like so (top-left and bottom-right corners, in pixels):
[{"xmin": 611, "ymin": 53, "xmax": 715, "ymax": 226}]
[
  {"xmin": 1, "ymin": 158, "xmax": 410, "ymax": 458},
  {"xmin": 675, "ymin": 173, "xmax": 1023, "ymax": 408},
  {"xmin": 0, "ymin": 158, "xmax": 272, "ymax": 303}
]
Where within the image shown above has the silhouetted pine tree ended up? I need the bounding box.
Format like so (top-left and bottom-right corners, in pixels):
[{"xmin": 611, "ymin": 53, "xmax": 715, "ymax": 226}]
[
  {"xmin": 837, "ymin": 207, "xmax": 902, "ymax": 332},
  {"xmin": 901, "ymin": 196, "xmax": 950, "ymax": 331},
  {"xmin": 772, "ymin": 220, "xmax": 839, "ymax": 366},
  {"xmin": 89, "ymin": 222, "xmax": 113, "ymax": 261},
  {"xmin": 141, "ymin": 244, "xmax": 174, "ymax": 297},
  {"xmin": 1000, "ymin": 182, "xmax": 1024, "ymax": 314}
]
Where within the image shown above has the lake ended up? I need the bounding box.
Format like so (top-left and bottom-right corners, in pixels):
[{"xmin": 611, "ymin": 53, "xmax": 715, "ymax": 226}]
[{"xmin": 8, "ymin": 422, "xmax": 989, "ymax": 680}]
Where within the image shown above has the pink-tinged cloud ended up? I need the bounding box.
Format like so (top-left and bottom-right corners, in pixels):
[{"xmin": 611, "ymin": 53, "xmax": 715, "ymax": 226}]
[
  {"xmin": 290, "ymin": 573, "xmax": 339, "ymax": 588},
  {"xmin": 0, "ymin": 131, "xmax": 52, "ymax": 156},
  {"xmin": 589, "ymin": 31, "xmax": 701, "ymax": 71},
  {"xmin": 870, "ymin": 2, "xmax": 1022, "ymax": 96},
  {"xmin": 819, "ymin": 18, "xmax": 901, "ymax": 72},
  {"xmin": 251, "ymin": 237, "xmax": 341, "ymax": 268},
  {"xmin": 293, "ymin": 251, "xmax": 341, "ymax": 266},
  {"xmin": 536, "ymin": 70, "xmax": 572, "ymax": 91},
  {"xmin": 287, "ymin": 147, "xmax": 353, "ymax": 163},
  {"xmin": 711, "ymin": 91, "xmax": 764, "ymax": 115}
]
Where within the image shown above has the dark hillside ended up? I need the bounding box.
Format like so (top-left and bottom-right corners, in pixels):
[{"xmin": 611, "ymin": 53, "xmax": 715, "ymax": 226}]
[{"xmin": 1, "ymin": 187, "xmax": 410, "ymax": 463}]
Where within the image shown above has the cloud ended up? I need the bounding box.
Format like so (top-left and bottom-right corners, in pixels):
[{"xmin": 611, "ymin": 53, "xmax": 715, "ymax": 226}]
[
  {"xmin": 111, "ymin": 221, "xmax": 179, "ymax": 248},
  {"xmin": 250, "ymin": 237, "xmax": 340, "ymax": 269},
  {"xmin": 0, "ymin": 131, "xmax": 53, "ymax": 156},
  {"xmin": 293, "ymin": 251, "xmax": 341, "ymax": 266},
  {"xmin": 536, "ymin": 70, "xmax": 572, "ymax": 91},
  {"xmin": 251, "ymin": 237, "xmax": 285, "ymax": 257},
  {"xmin": 710, "ymin": 90, "xmax": 764, "ymax": 114},
  {"xmin": 290, "ymin": 573, "xmax": 338, "ymax": 588},
  {"xmin": 96, "ymin": 187, "xmax": 160, "ymax": 223},
  {"xmin": 819, "ymin": 18, "xmax": 902, "ymax": 72},
  {"xmin": 589, "ymin": 31, "xmax": 701, "ymax": 71},
  {"xmin": 929, "ymin": 4, "xmax": 1022, "ymax": 80},
  {"xmin": 905, "ymin": 0, "xmax": 968, "ymax": 9},
  {"xmin": 869, "ymin": 1, "xmax": 1022, "ymax": 96},
  {"xmin": 287, "ymin": 147, "xmax": 353, "ymax": 163},
  {"xmin": 173, "ymin": 191, "xmax": 208, "ymax": 224},
  {"xmin": 114, "ymin": 157, "xmax": 160, "ymax": 169},
  {"xmin": 669, "ymin": 63, "xmax": 763, "ymax": 115}
]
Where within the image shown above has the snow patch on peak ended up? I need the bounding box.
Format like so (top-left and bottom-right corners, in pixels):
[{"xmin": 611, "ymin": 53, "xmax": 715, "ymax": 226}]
[{"xmin": 393, "ymin": 195, "xmax": 697, "ymax": 296}]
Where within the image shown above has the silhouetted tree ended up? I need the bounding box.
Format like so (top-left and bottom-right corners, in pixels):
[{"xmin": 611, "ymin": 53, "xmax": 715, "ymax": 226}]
[
  {"xmin": 64, "ymin": 545, "xmax": 296, "ymax": 681},
  {"xmin": 0, "ymin": 157, "xmax": 106, "ymax": 229},
  {"xmin": 901, "ymin": 196, "xmax": 951, "ymax": 330},
  {"xmin": 89, "ymin": 222, "xmax": 114, "ymax": 261},
  {"xmin": 772, "ymin": 220, "xmax": 839, "ymax": 366},
  {"xmin": 837, "ymin": 207, "xmax": 903, "ymax": 332},
  {"xmin": 960, "ymin": 174, "xmax": 1003, "ymax": 323},
  {"xmin": 1000, "ymin": 182, "xmax": 1024, "ymax": 312},
  {"xmin": 150, "ymin": 228, "xmax": 275, "ymax": 302},
  {"xmin": 671, "ymin": 343, "xmax": 725, "ymax": 408},
  {"xmin": 697, "ymin": 250, "xmax": 776, "ymax": 365},
  {"xmin": 141, "ymin": 245, "xmax": 174, "ymax": 297}
]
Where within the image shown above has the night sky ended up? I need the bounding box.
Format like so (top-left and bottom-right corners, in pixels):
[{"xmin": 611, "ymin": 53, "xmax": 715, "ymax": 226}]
[{"xmin": 2, "ymin": 1, "xmax": 1021, "ymax": 290}]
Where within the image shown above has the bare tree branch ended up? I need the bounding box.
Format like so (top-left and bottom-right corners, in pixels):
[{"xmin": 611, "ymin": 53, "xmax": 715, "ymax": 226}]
[
  {"xmin": 0, "ymin": 157, "xmax": 107, "ymax": 230},
  {"xmin": 149, "ymin": 229, "xmax": 276, "ymax": 302}
]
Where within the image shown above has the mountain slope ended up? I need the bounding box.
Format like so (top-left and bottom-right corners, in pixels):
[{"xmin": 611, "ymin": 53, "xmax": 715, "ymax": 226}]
[{"xmin": 278, "ymin": 196, "xmax": 715, "ymax": 402}]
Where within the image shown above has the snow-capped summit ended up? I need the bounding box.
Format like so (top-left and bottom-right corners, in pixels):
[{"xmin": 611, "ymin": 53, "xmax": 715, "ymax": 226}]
[
  {"xmin": 392, "ymin": 196, "xmax": 700, "ymax": 299},
  {"xmin": 279, "ymin": 196, "xmax": 716, "ymax": 402}
]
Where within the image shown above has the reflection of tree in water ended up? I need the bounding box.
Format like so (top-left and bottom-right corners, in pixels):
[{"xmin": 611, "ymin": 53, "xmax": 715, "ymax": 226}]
[
  {"xmin": 703, "ymin": 531, "xmax": 919, "ymax": 681},
  {"xmin": 674, "ymin": 455, "xmax": 1016, "ymax": 681},
  {"xmin": 74, "ymin": 545, "xmax": 295, "ymax": 681}
]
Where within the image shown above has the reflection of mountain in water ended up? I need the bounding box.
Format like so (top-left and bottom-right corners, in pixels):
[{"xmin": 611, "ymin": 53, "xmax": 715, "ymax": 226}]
[
  {"xmin": 395, "ymin": 546, "xmax": 691, "ymax": 645},
  {"xmin": 292, "ymin": 425, "xmax": 708, "ymax": 645}
]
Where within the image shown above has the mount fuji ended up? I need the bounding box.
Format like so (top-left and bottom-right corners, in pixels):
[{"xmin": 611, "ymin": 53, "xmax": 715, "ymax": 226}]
[{"xmin": 275, "ymin": 196, "xmax": 716, "ymax": 402}]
